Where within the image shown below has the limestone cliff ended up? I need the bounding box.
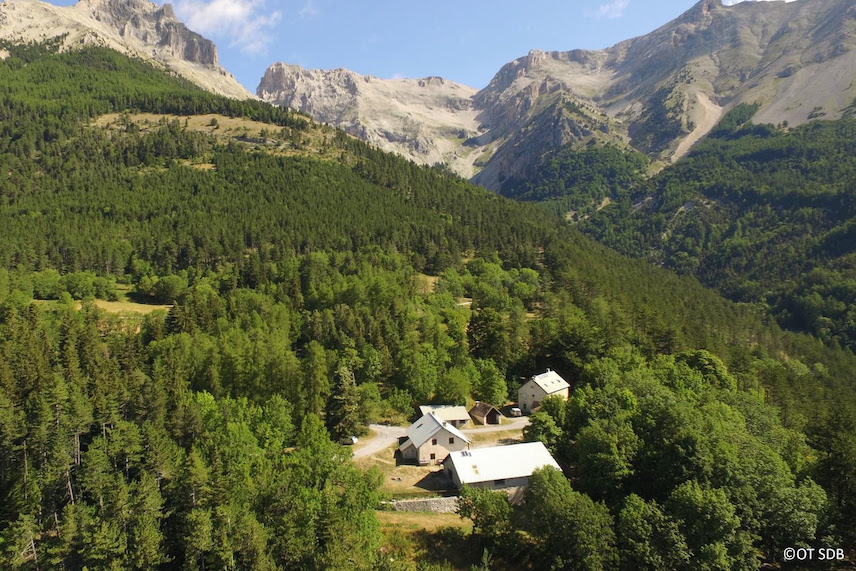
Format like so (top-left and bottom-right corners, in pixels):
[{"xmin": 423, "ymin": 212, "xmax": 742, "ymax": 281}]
[
  {"xmin": 0, "ymin": 0, "xmax": 252, "ymax": 99},
  {"xmin": 258, "ymin": 63, "xmax": 481, "ymax": 177},
  {"xmin": 257, "ymin": 0, "xmax": 856, "ymax": 191}
]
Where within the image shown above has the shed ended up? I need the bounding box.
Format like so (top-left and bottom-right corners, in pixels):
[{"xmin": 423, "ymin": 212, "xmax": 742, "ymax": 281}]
[
  {"xmin": 469, "ymin": 402, "xmax": 502, "ymax": 425},
  {"xmin": 418, "ymin": 405, "xmax": 472, "ymax": 428}
]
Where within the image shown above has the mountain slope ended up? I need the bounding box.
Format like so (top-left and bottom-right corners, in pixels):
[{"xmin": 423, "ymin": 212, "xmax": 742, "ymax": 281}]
[
  {"xmin": 0, "ymin": 42, "xmax": 852, "ymax": 396},
  {"xmin": 579, "ymin": 115, "xmax": 856, "ymax": 352},
  {"xmin": 258, "ymin": 64, "xmax": 481, "ymax": 177},
  {"xmin": 1, "ymin": 42, "xmax": 855, "ymax": 570},
  {"xmin": 0, "ymin": 0, "xmax": 252, "ymax": 99},
  {"xmin": 258, "ymin": 0, "xmax": 856, "ymax": 190}
]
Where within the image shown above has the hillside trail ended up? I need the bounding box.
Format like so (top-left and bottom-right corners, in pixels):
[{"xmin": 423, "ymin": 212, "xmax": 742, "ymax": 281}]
[{"xmin": 672, "ymin": 91, "xmax": 723, "ymax": 163}]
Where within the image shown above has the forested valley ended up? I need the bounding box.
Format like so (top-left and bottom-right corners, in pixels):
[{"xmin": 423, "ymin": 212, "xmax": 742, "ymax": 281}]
[
  {"xmin": 0, "ymin": 44, "xmax": 854, "ymax": 569},
  {"xmin": 510, "ymin": 105, "xmax": 856, "ymax": 357}
]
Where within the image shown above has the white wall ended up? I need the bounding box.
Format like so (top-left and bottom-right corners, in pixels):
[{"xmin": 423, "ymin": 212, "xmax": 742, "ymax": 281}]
[{"xmin": 416, "ymin": 428, "xmax": 469, "ymax": 465}]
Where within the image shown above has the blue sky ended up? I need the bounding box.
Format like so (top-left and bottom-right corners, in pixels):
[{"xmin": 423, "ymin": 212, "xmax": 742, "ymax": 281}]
[{"xmin": 48, "ymin": 0, "xmax": 785, "ymax": 92}]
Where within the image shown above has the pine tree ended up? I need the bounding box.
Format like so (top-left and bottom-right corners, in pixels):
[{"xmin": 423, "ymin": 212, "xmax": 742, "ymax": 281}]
[
  {"xmin": 302, "ymin": 341, "xmax": 331, "ymax": 417},
  {"xmin": 325, "ymin": 365, "xmax": 361, "ymax": 441}
]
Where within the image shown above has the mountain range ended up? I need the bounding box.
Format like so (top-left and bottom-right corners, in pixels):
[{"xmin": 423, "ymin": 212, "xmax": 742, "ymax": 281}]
[
  {"xmin": 0, "ymin": 0, "xmax": 251, "ymax": 99},
  {"xmin": 1, "ymin": 4, "xmax": 856, "ymax": 567},
  {"xmin": 258, "ymin": 0, "xmax": 856, "ymax": 191},
  {"xmin": 4, "ymin": 0, "xmax": 854, "ymax": 191}
]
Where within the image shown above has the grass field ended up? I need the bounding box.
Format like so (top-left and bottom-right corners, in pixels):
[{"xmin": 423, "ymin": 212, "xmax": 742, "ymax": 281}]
[
  {"xmin": 92, "ymin": 299, "xmax": 171, "ymax": 314},
  {"xmin": 355, "ymin": 443, "xmax": 454, "ymax": 499},
  {"xmin": 30, "ymin": 283, "xmax": 171, "ymax": 316},
  {"xmin": 377, "ymin": 511, "xmax": 471, "ymax": 533},
  {"xmin": 93, "ymin": 112, "xmax": 348, "ymax": 162},
  {"xmin": 377, "ymin": 510, "xmax": 478, "ymax": 570}
]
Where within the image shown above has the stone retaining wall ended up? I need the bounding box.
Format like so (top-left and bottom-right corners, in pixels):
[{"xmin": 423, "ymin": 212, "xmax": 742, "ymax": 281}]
[{"xmin": 387, "ymin": 496, "xmax": 460, "ymax": 513}]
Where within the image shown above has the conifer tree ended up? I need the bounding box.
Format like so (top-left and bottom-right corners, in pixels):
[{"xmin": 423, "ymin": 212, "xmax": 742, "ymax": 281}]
[{"xmin": 325, "ymin": 365, "xmax": 361, "ymax": 440}]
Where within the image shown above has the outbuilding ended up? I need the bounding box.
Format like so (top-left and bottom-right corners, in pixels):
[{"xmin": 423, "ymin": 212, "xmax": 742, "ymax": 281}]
[
  {"xmin": 468, "ymin": 401, "xmax": 503, "ymax": 425},
  {"xmin": 418, "ymin": 405, "xmax": 472, "ymax": 428}
]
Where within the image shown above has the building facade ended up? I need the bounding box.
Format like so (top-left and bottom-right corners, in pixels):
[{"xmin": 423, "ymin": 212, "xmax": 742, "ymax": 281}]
[
  {"xmin": 398, "ymin": 413, "xmax": 471, "ymax": 465},
  {"xmin": 517, "ymin": 369, "xmax": 570, "ymax": 413}
]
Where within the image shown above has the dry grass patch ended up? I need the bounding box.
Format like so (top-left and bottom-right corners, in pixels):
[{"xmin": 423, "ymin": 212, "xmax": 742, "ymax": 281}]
[
  {"xmin": 377, "ymin": 511, "xmax": 477, "ymax": 570},
  {"xmin": 377, "ymin": 511, "xmax": 470, "ymax": 533},
  {"xmin": 31, "ymin": 298, "xmax": 170, "ymax": 315},
  {"xmin": 414, "ymin": 273, "xmax": 439, "ymax": 295},
  {"xmin": 93, "ymin": 112, "xmax": 351, "ymax": 163},
  {"xmin": 93, "ymin": 299, "xmax": 171, "ymax": 315},
  {"xmin": 95, "ymin": 113, "xmax": 279, "ymax": 139},
  {"xmin": 467, "ymin": 429, "xmax": 525, "ymax": 447}
]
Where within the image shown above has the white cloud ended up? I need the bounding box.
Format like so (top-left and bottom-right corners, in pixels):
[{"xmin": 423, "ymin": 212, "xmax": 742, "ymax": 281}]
[
  {"xmin": 299, "ymin": 0, "xmax": 320, "ymax": 19},
  {"xmin": 167, "ymin": 0, "xmax": 282, "ymax": 54},
  {"xmin": 596, "ymin": 0, "xmax": 629, "ymax": 19}
]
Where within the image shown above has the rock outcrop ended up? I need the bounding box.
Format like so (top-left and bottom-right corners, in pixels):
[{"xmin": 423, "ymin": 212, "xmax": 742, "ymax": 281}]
[
  {"xmin": 258, "ymin": 63, "xmax": 481, "ymax": 177},
  {"xmin": 0, "ymin": 0, "xmax": 252, "ymax": 99},
  {"xmin": 257, "ymin": 0, "xmax": 856, "ymax": 191}
]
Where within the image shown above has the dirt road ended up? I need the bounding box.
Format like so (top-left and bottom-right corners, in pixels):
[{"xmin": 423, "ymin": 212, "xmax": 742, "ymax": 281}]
[
  {"xmin": 352, "ymin": 416, "xmax": 531, "ymax": 460},
  {"xmin": 461, "ymin": 416, "xmax": 530, "ymax": 434},
  {"xmin": 353, "ymin": 424, "xmax": 406, "ymax": 459}
]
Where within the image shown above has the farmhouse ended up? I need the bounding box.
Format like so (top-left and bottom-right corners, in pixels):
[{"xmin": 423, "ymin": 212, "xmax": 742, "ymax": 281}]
[
  {"xmin": 418, "ymin": 405, "xmax": 471, "ymax": 428},
  {"xmin": 517, "ymin": 369, "xmax": 570, "ymax": 413},
  {"xmin": 398, "ymin": 413, "xmax": 471, "ymax": 465},
  {"xmin": 443, "ymin": 441, "xmax": 560, "ymax": 490},
  {"xmin": 468, "ymin": 401, "xmax": 502, "ymax": 425}
]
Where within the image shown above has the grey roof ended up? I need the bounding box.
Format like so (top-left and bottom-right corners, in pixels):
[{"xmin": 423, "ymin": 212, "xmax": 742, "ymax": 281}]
[
  {"xmin": 418, "ymin": 405, "xmax": 471, "ymax": 423},
  {"xmin": 444, "ymin": 442, "xmax": 561, "ymax": 485},
  {"xmin": 469, "ymin": 402, "xmax": 502, "ymax": 418},
  {"xmin": 399, "ymin": 413, "xmax": 470, "ymax": 451},
  {"xmin": 528, "ymin": 370, "xmax": 570, "ymax": 394}
]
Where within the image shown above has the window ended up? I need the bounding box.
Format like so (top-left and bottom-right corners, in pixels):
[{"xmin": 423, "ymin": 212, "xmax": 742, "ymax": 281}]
[
  {"xmin": 449, "ymin": 437, "xmax": 455, "ymax": 444},
  {"xmin": 430, "ymin": 453, "xmax": 436, "ymax": 460},
  {"xmin": 431, "ymin": 438, "xmax": 438, "ymax": 445}
]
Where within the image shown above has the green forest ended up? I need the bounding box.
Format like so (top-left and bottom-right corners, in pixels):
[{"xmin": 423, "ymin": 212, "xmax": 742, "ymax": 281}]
[
  {"xmin": 0, "ymin": 44, "xmax": 854, "ymax": 569},
  {"xmin": 504, "ymin": 106, "xmax": 856, "ymax": 356}
]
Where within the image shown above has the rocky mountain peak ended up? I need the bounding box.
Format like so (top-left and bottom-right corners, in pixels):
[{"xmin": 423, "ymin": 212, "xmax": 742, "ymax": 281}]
[
  {"xmin": 684, "ymin": 0, "xmax": 724, "ymax": 21},
  {"xmin": 76, "ymin": 0, "xmax": 217, "ymax": 66},
  {"xmin": 258, "ymin": 0, "xmax": 856, "ymax": 190},
  {"xmin": 258, "ymin": 62, "xmax": 480, "ymax": 175},
  {"xmin": 0, "ymin": 0, "xmax": 249, "ymax": 98}
]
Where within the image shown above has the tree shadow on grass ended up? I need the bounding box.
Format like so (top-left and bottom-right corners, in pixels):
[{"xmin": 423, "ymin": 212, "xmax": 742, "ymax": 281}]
[
  {"xmin": 414, "ymin": 469, "xmax": 454, "ymax": 493},
  {"xmin": 412, "ymin": 526, "xmax": 481, "ymax": 569}
]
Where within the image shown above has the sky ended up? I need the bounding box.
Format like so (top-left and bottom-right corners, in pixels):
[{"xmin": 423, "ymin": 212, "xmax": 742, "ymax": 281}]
[{"xmin": 46, "ymin": 0, "xmax": 794, "ymax": 92}]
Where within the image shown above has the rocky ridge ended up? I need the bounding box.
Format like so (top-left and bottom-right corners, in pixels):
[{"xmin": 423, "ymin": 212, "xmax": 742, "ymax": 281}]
[
  {"xmin": 258, "ymin": 63, "xmax": 481, "ymax": 177},
  {"xmin": 258, "ymin": 0, "xmax": 856, "ymax": 191},
  {"xmin": 0, "ymin": 0, "xmax": 252, "ymax": 99}
]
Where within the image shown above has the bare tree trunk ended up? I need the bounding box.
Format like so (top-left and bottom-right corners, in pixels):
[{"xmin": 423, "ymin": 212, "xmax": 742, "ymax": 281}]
[
  {"xmin": 30, "ymin": 533, "xmax": 39, "ymax": 571},
  {"xmin": 67, "ymin": 472, "xmax": 75, "ymax": 505},
  {"xmin": 22, "ymin": 440, "xmax": 28, "ymax": 501}
]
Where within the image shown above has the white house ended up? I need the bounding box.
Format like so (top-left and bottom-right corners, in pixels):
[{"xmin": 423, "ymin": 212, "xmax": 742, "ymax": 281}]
[
  {"xmin": 418, "ymin": 405, "xmax": 472, "ymax": 428},
  {"xmin": 398, "ymin": 413, "xmax": 471, "ymax": 465},
  {"xmin": 517, "ymin": 369, "xmax": 570, "ymax": 413},
  {"xmin": 443, "ymin": 441, "xmax": 561, "ymax": 490}
]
